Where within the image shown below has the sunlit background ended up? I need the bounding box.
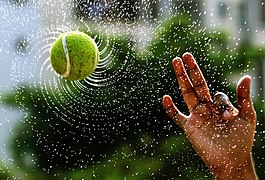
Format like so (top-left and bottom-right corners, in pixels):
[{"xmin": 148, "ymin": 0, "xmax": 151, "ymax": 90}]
[{"xmin": 0, "ymin": 0, "xmax": 264, "ymax": 179}]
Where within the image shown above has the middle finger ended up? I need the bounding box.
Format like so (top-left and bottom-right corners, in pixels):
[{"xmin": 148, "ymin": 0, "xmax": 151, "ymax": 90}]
[
  {"xmin": 182, "ymin": 53, "xmax": 212, "ymax": 102},
  {"xmin": 172, "ymin": 57, "xmax": 199, "ymax": 111}
]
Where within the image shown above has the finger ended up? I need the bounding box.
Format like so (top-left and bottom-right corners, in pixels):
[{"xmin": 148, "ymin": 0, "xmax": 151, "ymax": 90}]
[
  {"xmin": 162, "ymin": 95, "xmax": 188, "ymax": 129},
  {"xmin": 182, "ymin": 52, "xmax": 211, "ymax": 102},
  {"xmin": 236, "ymin": 75, "xmax": 256, "ymax": 123},
  {"xmin": 172, "ymin": 57, "xmax": 199, "ymax": 111}
]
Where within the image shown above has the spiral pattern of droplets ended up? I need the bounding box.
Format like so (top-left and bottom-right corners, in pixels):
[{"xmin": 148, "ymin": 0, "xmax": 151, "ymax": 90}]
[
  {"xmin": 40, "ymin": 25, "xmax": 124, "ymax": 85},
  {"xmin": 16, "ymin": 23, "xmax": 131, "ymax": 127}
]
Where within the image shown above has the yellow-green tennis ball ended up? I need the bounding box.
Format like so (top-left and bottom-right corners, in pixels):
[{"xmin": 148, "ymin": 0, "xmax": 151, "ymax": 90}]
[{"xmin": 50, "ymin": 31, "xmax": 99, "ymax": 80}]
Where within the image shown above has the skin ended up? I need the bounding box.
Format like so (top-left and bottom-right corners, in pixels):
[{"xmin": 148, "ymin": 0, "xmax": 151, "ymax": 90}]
[{"xmin": 162, "ymin": 53, "xmax": 258, "ymax": 179}]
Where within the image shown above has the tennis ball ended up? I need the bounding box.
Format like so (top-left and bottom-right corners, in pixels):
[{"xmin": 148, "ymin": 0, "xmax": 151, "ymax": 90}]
[{"xmin": 50, "ymin": 31, "xmax": 99, "ymax": 80}]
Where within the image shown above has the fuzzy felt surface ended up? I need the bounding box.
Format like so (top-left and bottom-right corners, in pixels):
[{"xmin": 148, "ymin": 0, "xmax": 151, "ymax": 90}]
[{"xmin": 50, "ymin": 31, "xmax": 99, "ymax": 80}]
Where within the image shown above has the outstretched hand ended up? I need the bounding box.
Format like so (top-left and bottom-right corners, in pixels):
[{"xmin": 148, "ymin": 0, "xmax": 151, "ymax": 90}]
[{"xmin": 162, "ymin": 53, "xmax": 257, "ymax": 179}]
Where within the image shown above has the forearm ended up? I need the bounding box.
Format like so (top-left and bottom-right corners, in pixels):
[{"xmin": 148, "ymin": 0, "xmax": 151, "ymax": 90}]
[{"xmin": 210, "ymin": 154, "xmax": 258, "ymax": 180}]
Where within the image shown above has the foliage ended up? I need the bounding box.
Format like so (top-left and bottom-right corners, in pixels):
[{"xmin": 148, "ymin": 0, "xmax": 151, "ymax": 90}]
[{"xmin": 0, "ymin": 165, "xmax": 12, "ymax": 179}]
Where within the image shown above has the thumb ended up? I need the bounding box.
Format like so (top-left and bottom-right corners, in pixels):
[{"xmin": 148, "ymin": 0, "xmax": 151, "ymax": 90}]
[{"xmin": 236, "ymin": 75, "xmax": 256, "ymax": 123}]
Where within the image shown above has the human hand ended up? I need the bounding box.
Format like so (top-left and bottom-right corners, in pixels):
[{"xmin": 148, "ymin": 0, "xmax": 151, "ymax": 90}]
[{"xmin": 162, "ymin": 53, "xmax": 257, "ymax": 179}]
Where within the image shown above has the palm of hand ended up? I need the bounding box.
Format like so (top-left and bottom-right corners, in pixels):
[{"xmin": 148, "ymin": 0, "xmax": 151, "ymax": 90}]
[
  {"xmin": 186, "ymin": 104, "xmax": 255, "ymax": 169},
  {"xmin": 163, "ymin": 53, "xmax": 256, "ymax": 170}
]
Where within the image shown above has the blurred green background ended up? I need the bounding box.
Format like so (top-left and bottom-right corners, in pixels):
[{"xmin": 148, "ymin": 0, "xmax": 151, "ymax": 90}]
[{"xmin": 0, "ymin": 0, "xmax": 265, "ymax": 179}]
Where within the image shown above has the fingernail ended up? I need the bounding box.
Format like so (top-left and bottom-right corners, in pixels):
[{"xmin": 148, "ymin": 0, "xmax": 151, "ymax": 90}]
[
  {"xmin": 172, "ymin": 57, "xmax": 184, "ymax": 73},
  {"xmin": 163, "ymin": 95, "xmax": 172, "ymax": 108},
  {"xmin": 172, "ymin": 57, "xmax": 182, "ymax": 66},
  {"xmin": 182, "ymin": 52, "xmax": 196, "ymax": 65},
  {"xmin": 182, "ymin": 52, "xmax": 192, "ymax": 59},
  {"xmin": 238, "ymin": 75, "xmax": 251, "ymax": 86}
]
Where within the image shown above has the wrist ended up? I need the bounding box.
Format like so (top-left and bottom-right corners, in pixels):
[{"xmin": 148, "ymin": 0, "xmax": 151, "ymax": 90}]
[{"xmin": 210, "ymin": 154, "xmax": 258, "ymax": 180}]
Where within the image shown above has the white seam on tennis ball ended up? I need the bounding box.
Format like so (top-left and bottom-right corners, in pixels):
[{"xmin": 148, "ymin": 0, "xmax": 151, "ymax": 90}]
[{"xmin": 62, "ymin": 33, "xmax": 71, "ymax": 78}]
